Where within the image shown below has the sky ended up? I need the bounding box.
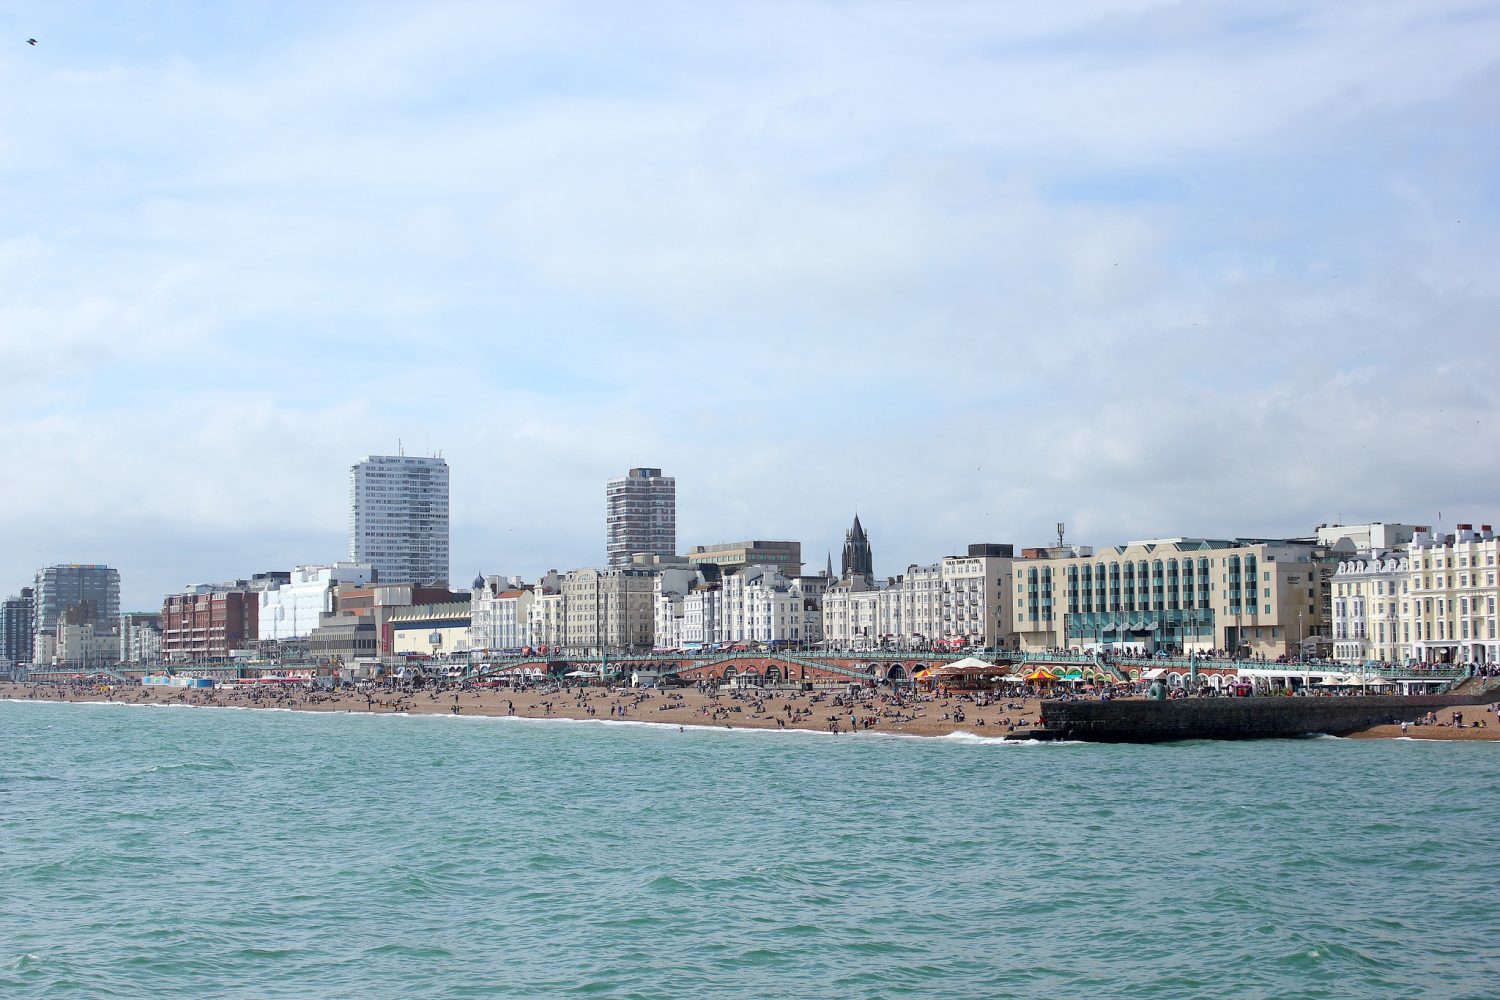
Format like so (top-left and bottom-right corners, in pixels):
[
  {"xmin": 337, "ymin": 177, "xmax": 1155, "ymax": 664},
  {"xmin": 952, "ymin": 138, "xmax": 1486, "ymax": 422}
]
[{"xmin": 1, "ymin": 0, "xmax": 1497, "ymax": 609}]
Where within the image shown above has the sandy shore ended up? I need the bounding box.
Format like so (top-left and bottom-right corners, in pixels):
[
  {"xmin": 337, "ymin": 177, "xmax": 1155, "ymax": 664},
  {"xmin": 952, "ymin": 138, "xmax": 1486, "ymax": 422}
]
[
  {"xmin": 6, "ymin": 683, "xmax": 1499, "ymax": 741},
  {"xmin": 0, "ymin": 682, "xmax": 1045, "ymax": 739}
]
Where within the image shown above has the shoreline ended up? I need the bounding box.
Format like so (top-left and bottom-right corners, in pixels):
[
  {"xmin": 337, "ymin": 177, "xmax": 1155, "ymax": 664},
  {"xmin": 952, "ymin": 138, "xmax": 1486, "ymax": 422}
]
[
  {"xmin": 3, "ymin": 695, "xmax": 1057, "ymax": 744},
  {"xmin": 5, "ymin": 683, "xmax": 1498, "ymax": 742},
  {"xmin": 0, "ymin": 682, "xmax": 1044, "ymax": 740}
]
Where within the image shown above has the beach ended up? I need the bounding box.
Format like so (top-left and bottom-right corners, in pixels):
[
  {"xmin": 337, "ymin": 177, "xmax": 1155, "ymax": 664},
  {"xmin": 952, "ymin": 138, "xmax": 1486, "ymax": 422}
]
[
  {"xmin": 5, "ymin": 681, "xmax": 1499, "ymax": 740},
  {"xmin": 0, "ymin": 682, "xmax": 1046, "ymax": 738}
]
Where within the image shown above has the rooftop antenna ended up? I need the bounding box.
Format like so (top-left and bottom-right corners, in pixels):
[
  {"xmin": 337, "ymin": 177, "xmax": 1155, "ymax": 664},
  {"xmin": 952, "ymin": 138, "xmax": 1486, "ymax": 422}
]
[
  {"xmin": 398, "ymin": 438, "xmax": 404, "ymax": 457},
  {"xmin": 1056, "ymin": 522, "xmax": 1066, "ymax": 549}
]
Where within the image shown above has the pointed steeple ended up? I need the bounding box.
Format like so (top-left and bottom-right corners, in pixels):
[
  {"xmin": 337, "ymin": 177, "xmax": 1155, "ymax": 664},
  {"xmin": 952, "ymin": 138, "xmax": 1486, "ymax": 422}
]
[
  {"xmin": 841, "ymin": 513, "xmax": 873, "ymax": 580},
  {"xmin": 825, "ymin": 552, "xmax": 834, "ymax": 578}
]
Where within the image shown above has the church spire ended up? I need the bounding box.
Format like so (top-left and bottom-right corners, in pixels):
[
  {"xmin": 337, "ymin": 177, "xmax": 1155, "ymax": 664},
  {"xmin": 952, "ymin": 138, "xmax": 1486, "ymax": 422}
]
[{"xmin": 841, "ymin": 514, "xmax": 873, "ymax": 580}]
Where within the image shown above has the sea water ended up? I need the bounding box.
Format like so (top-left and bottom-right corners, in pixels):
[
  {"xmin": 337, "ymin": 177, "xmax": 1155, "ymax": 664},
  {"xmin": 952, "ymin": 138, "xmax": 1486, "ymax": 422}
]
[{"xmin": 3, "ymin": 699, "xmax": 1498, "ymax": 998}]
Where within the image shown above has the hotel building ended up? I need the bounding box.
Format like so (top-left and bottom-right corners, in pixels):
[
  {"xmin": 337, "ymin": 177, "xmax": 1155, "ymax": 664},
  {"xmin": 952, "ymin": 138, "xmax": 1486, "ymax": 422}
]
[
  {"xmin": 1403, "ymin": 524, "xmax": 1498, "ymax": 665},
  {"xmin": 1011, "ymin": 537, "xmax": 1325, "ymax": 659}
]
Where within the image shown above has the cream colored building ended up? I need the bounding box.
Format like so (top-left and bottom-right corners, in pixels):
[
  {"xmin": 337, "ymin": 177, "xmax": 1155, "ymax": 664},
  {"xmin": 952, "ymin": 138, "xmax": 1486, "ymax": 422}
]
[
  {"xmin": 1012, "ymin": 537, "xmax": 1325, "ymax": 658},
  {"xmin": 1403, "ymin": 524, "xmax": 1499, "ymax": 665},
  {"xmin": 387, "ymin": 602, "xmax": 473, "ymax": 657},
  {"xmin": 563, "ymin": 567, "xmax": 668, "ymax": 653},
  {"xmin": 821, "ymin": 575, "xmax": 883, "ymax": 648},
  {"xmin": 527, "ymin": 591, "xmax": 566, "ymax": 652},
  {"xmin": 1331, "ymin": 553, "xmax": 1409, "ymax": 664}
]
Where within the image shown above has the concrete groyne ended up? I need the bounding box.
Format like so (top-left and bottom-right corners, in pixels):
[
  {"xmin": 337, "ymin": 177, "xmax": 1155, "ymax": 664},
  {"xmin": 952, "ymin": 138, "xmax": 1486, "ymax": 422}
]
[{"xmin": 1028, "ymin": 692, "xmax": 1493, "ymax": 743}]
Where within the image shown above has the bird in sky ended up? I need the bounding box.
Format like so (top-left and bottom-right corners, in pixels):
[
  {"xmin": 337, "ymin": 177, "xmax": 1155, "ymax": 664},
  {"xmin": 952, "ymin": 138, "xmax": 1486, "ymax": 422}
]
[{"xmin": 27, "ymin": 38, "xmax": 39, "ymax": 45}]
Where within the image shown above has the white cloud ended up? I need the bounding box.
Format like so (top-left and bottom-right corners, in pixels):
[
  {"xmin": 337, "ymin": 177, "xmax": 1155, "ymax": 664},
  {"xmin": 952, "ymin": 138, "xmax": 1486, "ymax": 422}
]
[{"xmin": 0, "ymin": 0, "xmax": 1496, "ymax": 606}]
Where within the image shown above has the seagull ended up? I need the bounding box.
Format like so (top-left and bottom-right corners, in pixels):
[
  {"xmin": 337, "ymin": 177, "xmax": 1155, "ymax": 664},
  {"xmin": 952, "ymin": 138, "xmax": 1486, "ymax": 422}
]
[{"xmin": 27, "ymin": 38, "xmax": 38, "ymax": 45}]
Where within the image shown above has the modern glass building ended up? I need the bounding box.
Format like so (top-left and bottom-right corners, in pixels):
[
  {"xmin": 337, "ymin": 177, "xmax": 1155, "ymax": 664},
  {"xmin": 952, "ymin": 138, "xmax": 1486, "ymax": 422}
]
[{"xmin": 33, "ymin": 565, "xmax": 120, "ymax": 635}]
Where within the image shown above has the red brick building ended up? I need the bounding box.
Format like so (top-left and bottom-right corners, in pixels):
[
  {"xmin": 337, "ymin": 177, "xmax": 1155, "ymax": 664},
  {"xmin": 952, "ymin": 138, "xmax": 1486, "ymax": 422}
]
[{"xmin": 160, "ymin": 590, "xmax": 259, "ymax": 661}]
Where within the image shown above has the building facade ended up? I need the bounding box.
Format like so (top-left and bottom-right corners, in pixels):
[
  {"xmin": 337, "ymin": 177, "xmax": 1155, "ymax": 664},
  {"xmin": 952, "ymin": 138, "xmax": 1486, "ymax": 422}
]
[
  {"xmin": 1403, "ymin": 524, "xmax": 1498, "ymax": 665},
  {"xmin": 1, "ymin": 587, "xmax": 35, "ymax": 665},
  {"xmin": 527, "ymin": 591, "xmax": 566, "ymax": 652},
  {"xmin": 821, "ymin": 545, "xmax": 1015, "ymax": 650},
  {"xmin": 33, "ymin": 565, "xmax": 120, "ymax": 663},
  {"xmin": 258, "ymin": 563, "xmax": 376, "ymax": 641},
  {"xmin": 160, "ymin": 589, "xmax": 260, "ymax": 661},
  {"xmin": 564, "ymin": 566, "xmax": 670, "ymax": 652},
  {"xmin": 387, "ymin": 602, "xmax": 473, "ymax": 657},
  {"xmin": 721, "ymin": 567, "xmax": 825, "ymax": 645},
  {"xmin": 470, "ymin": 572, "xmax": 559, "ymax": 652},
  {"xmin": 685, "ymin": 541, "xmax": 802, "ymax": 577},
  {"xmin": 119, "ymin": 611, "xmax": 162, "ymax": 666},
  {"xmin": 349, "ymin": 454, "xmax": 450, "ymax": 587},
  {"xmin": 1011, "ymin": 537, "xmax": 1325, "ymax": 658},
  {"xmin": 606, "ymin": 467, "xmax": 676, "ymax": 567}
]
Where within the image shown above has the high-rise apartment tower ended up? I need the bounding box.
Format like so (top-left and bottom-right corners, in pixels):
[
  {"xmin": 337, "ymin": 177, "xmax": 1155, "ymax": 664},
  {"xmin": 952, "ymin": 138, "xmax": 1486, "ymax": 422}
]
[
  {"xmin": 606, "ymin": 467, "xmax": 677, "ymax": 567},
  {"xmin": 0, "ymin": 587, "xmax": 35, "ymax": 664},
  {"xmin": 33, "ymin": 565, "xmax": 120, "ymax": 635},
  {"xmin": 349, "ymin": 454, "xmax": 450, "ymax": 587}
]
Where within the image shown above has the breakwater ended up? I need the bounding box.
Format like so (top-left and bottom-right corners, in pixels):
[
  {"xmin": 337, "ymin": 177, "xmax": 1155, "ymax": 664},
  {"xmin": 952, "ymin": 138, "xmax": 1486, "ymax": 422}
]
[{"xmin": 1030, "ymin": 693, "xmax": 1491, "ymax": 743}]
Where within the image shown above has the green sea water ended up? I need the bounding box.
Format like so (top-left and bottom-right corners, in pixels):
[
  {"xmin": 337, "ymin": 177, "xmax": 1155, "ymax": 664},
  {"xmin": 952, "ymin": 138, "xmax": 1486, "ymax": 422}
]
[{"xmin": 3, "ymin": 699, "xmax": 1498, "ymax": 998}]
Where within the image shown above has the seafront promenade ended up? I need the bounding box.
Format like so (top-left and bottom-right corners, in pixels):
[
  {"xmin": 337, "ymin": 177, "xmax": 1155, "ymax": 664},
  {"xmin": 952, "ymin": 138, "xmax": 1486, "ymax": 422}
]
[{"xmin": 7, "ymin": 681, "xmax": 1500, "ymax": 741}]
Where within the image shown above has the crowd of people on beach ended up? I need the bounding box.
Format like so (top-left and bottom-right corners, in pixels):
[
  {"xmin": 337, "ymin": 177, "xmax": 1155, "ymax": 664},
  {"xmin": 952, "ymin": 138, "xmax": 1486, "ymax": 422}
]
[{"xmin": 6, "ymin": 667, "xmax": 1498, "ymax": 741}]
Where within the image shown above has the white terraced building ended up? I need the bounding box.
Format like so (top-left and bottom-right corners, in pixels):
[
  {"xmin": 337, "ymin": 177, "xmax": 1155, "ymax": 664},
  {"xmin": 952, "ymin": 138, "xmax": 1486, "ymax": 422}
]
[
  {"xmin": 470, "ymin": 572, "xmax": 561, "ymax": 652},
  {"xmin": 1330, "ymin": 552, "xmax": 1409, "ymax": 664},
  {"xmin": 720, "ymin": 567, "xmax": 825, "ymax": 646},
  {"xmin": 1403, "ymin": 524, "xmax": 1499, "ymax": 665},
  {"xmin": 821, "ymin": 545, "xmax": 1015, "ymax": 649}
]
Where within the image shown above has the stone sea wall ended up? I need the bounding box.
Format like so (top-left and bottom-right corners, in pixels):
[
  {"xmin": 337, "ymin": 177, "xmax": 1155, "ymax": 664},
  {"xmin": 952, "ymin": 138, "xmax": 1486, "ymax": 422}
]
[{"xmin": 1037, "ymin": 695, "xmax": 1487, "ymax": 743}]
